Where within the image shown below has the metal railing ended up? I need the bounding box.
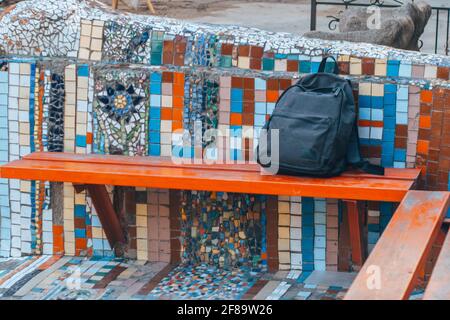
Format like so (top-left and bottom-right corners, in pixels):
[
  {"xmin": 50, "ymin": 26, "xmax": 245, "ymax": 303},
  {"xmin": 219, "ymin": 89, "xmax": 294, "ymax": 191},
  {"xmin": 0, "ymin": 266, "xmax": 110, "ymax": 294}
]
[{"xmin": 310, "ymin": 0, "xmax": 450, "ymax": 55}]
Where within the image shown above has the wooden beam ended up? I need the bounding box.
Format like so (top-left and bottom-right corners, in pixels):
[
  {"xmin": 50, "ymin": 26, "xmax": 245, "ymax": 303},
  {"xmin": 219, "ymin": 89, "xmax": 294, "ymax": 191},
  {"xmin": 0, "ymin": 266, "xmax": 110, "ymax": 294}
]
[
  {"xmin": 0, "ymin": 152, "xmax": 419, "ymax": 202},
  {"xmin": 423, "ymin": 227, "xmax": 450, "ymax": 299},
  {"xmin": 344, "ymin": 200, "xmax": 366, "ymax": 269},
  {"xmin": 345, "ymin": 191, "xmax": 450, "ymax": 300},
  {"xmin": 86, "ymin": 184, "xmax": 126, "ymax": 256},
  {"xmin": 112, "ymin": 0, "xmax": 119, "ymax": 10},
  {"xmin": 146, "ymin": 0, "xmax": 156, "ymax": 14},
  {"xmin": 266, "ymin": 196, "xmax": 279, "ymax": 272}
]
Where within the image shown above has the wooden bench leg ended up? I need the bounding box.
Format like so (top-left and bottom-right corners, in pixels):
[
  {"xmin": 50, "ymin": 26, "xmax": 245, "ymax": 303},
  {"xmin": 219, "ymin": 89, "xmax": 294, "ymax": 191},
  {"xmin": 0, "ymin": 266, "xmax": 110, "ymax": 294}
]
[
  {"xmin": 344, "ymin": 200, "xmax": 366, "ymax": 269},
  {"xmin": 81, "ymin": 184, "xmax": 126, "ymax": 256}
]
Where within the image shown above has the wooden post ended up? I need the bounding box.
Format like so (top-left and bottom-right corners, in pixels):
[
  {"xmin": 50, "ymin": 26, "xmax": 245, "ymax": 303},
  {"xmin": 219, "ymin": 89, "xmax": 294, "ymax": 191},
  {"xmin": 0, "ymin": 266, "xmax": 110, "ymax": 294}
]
[
  {"xmin": 266, "ymin": 196, "xmax": 279, "ymax": 273},
  {"xmin": 344, "ymin": 200, "xmax": 366, "ymax": 269},
  {"xmin": 112, "ymin": 0, "xmax": 119, "ymax": 10},
  {"xmin": 85, "ymin": 184, "xmax": 126, "ymax": 255},
  {"xmin": 146, "ymin": 0, "xmax": 156, "ymax": 14}
]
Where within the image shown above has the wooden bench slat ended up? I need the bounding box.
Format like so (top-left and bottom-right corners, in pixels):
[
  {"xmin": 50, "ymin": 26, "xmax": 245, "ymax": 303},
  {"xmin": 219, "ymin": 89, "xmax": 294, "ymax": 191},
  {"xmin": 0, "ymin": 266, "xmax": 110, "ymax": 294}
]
[
  {"xmin": 344, "ymin": 191, "xmax": 450, "ymax": 300},
  {"xmin": 423, "ymin": 229, "xmax": 450, "ymax": 300},
  {"xmin": 0, "ymin": 156, "xmax": 415, "ymax": 201},
  {"xmin": 22, "ymin": 152, "xmax": 421, "ymax": 181}
]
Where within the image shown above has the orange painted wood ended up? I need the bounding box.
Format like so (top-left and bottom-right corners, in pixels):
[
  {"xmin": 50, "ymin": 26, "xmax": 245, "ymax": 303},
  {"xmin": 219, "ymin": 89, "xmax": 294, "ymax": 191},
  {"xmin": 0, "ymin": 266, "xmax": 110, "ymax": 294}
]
[
  {"xmin": 22, "ymin": 152, "xmax": 421, "ymax": 181},
  {"xmin": 344, "ymin": 191, "xmax": 450, "ymax": 300},
  {"xmin": 0, "ymin": 153, "xmax": 418, "ymax": 201},
  {"xmin": 345, "ymin": 200, "xmax": 364, "ymax": 268},
  {"xmin": 423, "ymin": 229, "xmax": 450, "ymax": 300},
  {"xmin": 86, "ymin": 184, "xmax": 126, "ymax": 252}
]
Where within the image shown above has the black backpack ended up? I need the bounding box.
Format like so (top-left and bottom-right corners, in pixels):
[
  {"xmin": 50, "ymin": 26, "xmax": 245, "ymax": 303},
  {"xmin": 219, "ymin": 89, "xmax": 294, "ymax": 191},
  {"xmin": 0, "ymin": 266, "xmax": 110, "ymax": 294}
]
[{"xmin": 257, "ymin": 56, "xmax": 384, "ymax": 177}]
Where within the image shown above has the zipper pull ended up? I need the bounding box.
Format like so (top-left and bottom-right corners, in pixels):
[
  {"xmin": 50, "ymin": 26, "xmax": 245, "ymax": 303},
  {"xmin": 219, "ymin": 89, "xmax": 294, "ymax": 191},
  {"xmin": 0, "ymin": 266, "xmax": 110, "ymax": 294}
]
[{"xmin": 334, "ymin": 87, "xmax": 342, "ymax": 97}]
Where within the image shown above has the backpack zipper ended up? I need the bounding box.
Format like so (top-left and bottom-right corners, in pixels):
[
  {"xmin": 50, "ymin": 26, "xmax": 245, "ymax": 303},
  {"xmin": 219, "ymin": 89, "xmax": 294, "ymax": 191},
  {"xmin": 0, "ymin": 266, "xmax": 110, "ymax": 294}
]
[{"xmin": 333, "ymin": 87, "xmax": 342, "ymax": 97}]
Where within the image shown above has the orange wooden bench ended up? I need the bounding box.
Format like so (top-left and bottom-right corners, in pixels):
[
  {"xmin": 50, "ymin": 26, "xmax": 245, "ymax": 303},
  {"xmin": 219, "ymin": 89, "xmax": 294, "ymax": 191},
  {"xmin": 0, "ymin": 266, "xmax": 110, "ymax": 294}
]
[
  {"xmin": 0, "ymin": 152, "xmax": 421, "ymax": 262},
  {"xmin": 344, "ymin": 190, "xmax": 450, "ymax": 300},
  {"xmin": 422, "ymin": 223, "xmax": 450, "ymax": 300}
]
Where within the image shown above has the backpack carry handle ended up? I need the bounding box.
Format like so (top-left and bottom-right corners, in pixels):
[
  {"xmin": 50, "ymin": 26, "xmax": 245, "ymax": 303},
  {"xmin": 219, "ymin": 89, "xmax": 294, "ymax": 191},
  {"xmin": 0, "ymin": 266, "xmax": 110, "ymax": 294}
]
[{"xmin": 318, "ymin": 56, "xmax": 340, "ymax": 74}]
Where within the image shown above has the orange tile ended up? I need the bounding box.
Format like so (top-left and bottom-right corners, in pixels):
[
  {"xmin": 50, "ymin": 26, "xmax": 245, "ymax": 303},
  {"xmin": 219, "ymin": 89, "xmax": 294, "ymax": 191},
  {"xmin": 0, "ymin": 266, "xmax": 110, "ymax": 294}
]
[
  {"xmin": 75, "ymin": 238, "xmax": 87, "ymax": 250},
  {"xmin": 161, "ymin": 108, "xmax": 172, "ymax": 120},
  {"xmin": 416, "ymin": 140, "xmax": 429, "ymax": 155},
  {"xmin": 420, "ymin": 90, "xmax": 433, "ymax": 104},
  {"xmin": 86, "ymin": 227, "xmax": 92, "ymax": 239},
  {"xmin": 357, "ymin": 120, "xmax": 383, "ymax": 127},
  {"xmin": 172, "ymin": 108, "xmax": 183, "ymax": 121},
  {"xmin": 173, "ymin": 84, "xmax": 184, "ymax": 97},
  {"xmin": 173, "ymin": 72, "xmax": 184, "ymax": 86},
  {"xmin": 172, "ymin": 121, "xmax": 183, "ymax": 131},
  {"xmin": 419, "ymin": 115, "xmax": 431, "ymax": 129},
  {"xmin": 266, "ymin": 90, "xmax": 279, "ymax": 103},
  {"xmin": 53, "ymin": 236, "xmax": 64, "ymax": 252},
  {"xmin": 53, "ymin": 225, "xmax": 63, "ymax": 235},
  {"xmin": 230, "ymin": 113, "xmax": 242, "ymax": 125},
  {"xmin": 86, "ymin": 132, "xmax": 93, "ymax": 145},
  {"xmin": 173, "ymin": 96, "xmax": 184, "ymax": 108}
]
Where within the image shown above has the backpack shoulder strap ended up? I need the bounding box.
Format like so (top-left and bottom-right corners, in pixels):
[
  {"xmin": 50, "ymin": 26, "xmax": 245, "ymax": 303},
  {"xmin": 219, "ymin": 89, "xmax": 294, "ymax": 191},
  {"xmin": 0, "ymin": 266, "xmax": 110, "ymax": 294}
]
[{"xmin": 347, "ymin": 121, "xmax": 385, "ymax": 175}]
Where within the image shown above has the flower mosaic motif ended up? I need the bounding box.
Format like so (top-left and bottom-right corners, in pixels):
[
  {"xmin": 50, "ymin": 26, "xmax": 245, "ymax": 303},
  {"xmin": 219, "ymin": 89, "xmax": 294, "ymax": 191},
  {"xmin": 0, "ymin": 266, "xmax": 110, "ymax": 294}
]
[
  {"xmin": 94, "ymin": 69, "xmax": 149, "ymax": 156},
  {"xmin": 97, "ymin": 83, "xmax": 145, "ymax": 123}
]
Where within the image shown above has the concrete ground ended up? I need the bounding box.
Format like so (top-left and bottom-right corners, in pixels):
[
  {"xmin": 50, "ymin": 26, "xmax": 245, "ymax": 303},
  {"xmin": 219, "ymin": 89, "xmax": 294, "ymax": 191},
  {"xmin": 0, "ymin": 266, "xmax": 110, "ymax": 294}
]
[{"xmin": 99, "ymin": 0, "xmax": 449, "ymax": 55}]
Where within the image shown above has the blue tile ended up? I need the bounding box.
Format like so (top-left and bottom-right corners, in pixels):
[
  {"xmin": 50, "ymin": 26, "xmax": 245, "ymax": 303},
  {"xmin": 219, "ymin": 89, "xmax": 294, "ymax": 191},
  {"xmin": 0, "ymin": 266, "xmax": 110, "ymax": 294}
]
[
  {"xmin": 358, "ymin": 95, "xmax": 371, "ymax": 108},
  {"xmin": 150, "ymin": 82, "xmax": 161, "ymax": 94},
  {"xmin": 150, "ymin": 95, "xmax": 161, "ymax": 107},
  {"xmin": 77, "ymin": 65, "xmax": 89, "ymax": 77},
  {"xmin": 149, "ymin": 132, "xmax": 160, "ymax": 143},
  {"xmin": 150, "ymin": 107, "xmax": 161, "ymax": 119},
  {"xmin": 387, "ymin": 60, "xmax": 400, "ymax": 77},
  {"xmin": 149, "ymin": 119, "xmax": 160, "ymax": 131},
  {"xmin": 149, "ymin": 144, "xmax": 160, "ymax": 156},
  {"xmin": 255, "ymin": 78, "xmax": 266, "ymax": 90},
  {"xmin": 151, "ymin": 73, "xmax": 162, "ymax": 82},
  {"xmin": 231, "ymin": 88, "xmax": 243, "ymax": 101},
  {"xmin": 384, "ymin": 104, "xmax": 396, "ymax": 117},
  {"xmin": 383, "ymin": 117, "xmax": 396, "ymax": 130},
  {"xmin": 230, "ymin": 100, "xmax": 243, "ymax": 113},
  {"xmin": 311, "ymin": 62, "xmax": 320, "ymax": 73},
  {"xmin": 384, "ymin": 93, "xmax": 396, "ymax": 105},
  {"xmin": 266, "ymin": 103, "xmax": 276, "ymax": 115},
  {"xmin": 359, "ymin": 108, "xmax": 371, "ymax": 120},
  {"xmin": 75, "ymin": 228, "xmax": 86, "ymax": 238},
  {"xmin": 254, "ymin": 114, "xmax": 266, "ymax": 126},
  {"xmin": 371, "ymin": 96, "xmax": 384, "ymax": 108},
  {"xmin": 302, "ymin": 197, "xmax": 314, "ymax": 214},
  {"xmin": 74, "ymin": 205, "xmax": 86, "ymax": 218},
  {"xmin": 394, "ymin": 148, "xmax": 406, "ymax": 162},
  {"xmin": 397, "ymin": 86, "xmax": 409, "ymax": 100},
  {"xmin": 384, "ymin": 84, "xmax": 397, "ymax": 93},
  {"xmin": 75, "ymin": 135, "xmax": 86, "ymax": 147},
  {"xmin": 396, "ymin": 112, "xmax": 408, "ymax": 125},
  {"xmin": 371, "ymin": 109, "xmax": 383, "ymax": 121}
]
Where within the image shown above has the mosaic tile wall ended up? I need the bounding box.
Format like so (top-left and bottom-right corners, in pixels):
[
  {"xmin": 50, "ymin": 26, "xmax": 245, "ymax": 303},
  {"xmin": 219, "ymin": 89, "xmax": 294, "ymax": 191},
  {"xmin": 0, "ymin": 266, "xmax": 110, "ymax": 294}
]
[{"xmin": 0, "ymin": 0, "xmax": 449, "ymax": 272}]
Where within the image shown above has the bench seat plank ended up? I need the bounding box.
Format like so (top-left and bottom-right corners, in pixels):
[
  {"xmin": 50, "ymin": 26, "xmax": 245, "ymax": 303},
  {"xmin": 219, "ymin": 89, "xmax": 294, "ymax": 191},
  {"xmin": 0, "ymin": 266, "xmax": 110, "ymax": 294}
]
[
  {"xmin": 0, "ymin": 152, "xmax": 419, "ymax": 201},
  {"xmin": 22, "ymin": 152, "xmax": 421, "ymax": 181},
  {"xmin": 344, "ymin": 191, "xmax": 450, "ymax": 300},
  {"xmin": 423, "ymin": 230, "xmax": 450, "ymax": 300}
]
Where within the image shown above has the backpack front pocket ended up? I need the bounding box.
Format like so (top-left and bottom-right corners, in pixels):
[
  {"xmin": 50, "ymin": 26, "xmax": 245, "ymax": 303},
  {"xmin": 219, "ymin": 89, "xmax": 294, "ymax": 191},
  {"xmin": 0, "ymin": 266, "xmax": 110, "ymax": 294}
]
[{"xmin": 268, "ymin": 113, "xmax": 333, "ymax": 169}]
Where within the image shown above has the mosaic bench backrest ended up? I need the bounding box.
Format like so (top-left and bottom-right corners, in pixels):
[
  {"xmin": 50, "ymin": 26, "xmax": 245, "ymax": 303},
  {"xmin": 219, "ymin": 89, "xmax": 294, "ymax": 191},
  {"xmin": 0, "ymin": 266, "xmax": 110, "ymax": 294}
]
[{"xmin": 0, "ymin": 0, "xmax": 449, "ymax": 273}]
